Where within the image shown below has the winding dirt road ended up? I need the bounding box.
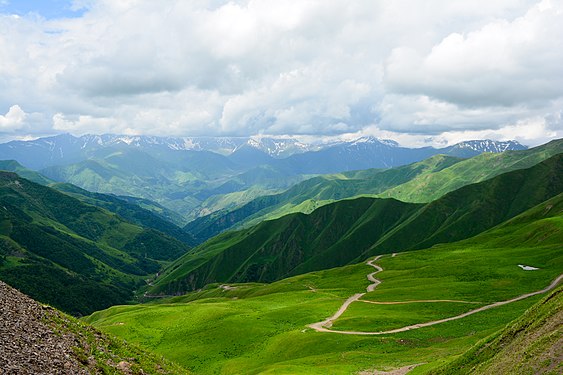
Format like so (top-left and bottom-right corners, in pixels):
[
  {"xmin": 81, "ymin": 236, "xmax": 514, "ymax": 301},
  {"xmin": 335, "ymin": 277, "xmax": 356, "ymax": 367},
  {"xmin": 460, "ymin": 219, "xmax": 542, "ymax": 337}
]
[{"xmin": 308, "ymin": 256, "xmax": 563, "ymax": 335}]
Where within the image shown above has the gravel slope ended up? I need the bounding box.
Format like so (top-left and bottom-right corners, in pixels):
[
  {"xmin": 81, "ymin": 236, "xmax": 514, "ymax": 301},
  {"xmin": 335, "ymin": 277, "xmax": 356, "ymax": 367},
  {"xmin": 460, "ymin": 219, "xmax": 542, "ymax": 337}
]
[{"xmin": 0, "ymin": 280, "xmax": 187, "ymax": 374}]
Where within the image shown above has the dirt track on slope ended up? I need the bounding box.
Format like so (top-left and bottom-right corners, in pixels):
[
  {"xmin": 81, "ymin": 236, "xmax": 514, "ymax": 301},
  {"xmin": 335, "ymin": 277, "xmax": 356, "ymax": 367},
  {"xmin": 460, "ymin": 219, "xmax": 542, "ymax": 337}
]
[{"xmin": 307, "ymin": 256, "xmax": 563, "ymax": 335}]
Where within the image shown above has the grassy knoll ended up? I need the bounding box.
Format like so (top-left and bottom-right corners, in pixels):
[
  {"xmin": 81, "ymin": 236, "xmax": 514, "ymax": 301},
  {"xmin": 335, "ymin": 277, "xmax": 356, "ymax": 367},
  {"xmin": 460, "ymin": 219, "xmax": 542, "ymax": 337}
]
[{"xmin": 86, "ymin": 194, "xmax": 563, "ymax": 374}]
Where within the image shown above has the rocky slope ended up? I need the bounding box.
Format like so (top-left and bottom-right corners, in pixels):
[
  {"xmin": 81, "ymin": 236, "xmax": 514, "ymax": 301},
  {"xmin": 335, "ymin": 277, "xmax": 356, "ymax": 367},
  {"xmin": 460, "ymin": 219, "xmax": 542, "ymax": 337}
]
[{"xmin": 0, "ymin": 280, "xmax": 187, "ymax": 374}]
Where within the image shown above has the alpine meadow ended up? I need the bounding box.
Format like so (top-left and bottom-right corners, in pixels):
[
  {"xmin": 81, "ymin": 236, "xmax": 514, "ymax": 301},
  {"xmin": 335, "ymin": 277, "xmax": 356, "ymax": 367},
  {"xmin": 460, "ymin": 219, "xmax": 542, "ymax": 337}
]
[{"xmin": 0, "ymin": 1, "xmax": 562, "ymax": 374}]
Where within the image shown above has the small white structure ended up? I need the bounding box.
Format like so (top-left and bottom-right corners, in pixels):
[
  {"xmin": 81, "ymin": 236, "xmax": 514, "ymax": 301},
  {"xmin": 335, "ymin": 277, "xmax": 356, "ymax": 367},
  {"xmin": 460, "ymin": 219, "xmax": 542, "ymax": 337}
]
[{"xmin": 518, "ymin": 264, "xmax": 539, "ymax": 271}]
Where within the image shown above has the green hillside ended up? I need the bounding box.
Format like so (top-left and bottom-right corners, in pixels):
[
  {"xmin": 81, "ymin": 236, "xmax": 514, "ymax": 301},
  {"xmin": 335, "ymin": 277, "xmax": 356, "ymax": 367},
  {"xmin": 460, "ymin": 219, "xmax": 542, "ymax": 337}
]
[
  {"xmin": 185, "ymin": 154, "xmax": 461, "ymax": 242},
  {"xmin": 151, "ymin": 153, "xmax": 563, "ymax": 295},
  {"xmin": 0, "ymin": 159, "xmax": 55, "ymax": 185},
  {"xmin": 430, "ymin": 285, "xmax": 562, "ymax": 374},
  {"xmin": 186, "ymin": 139, "xmax": 562, "ymax": 242},
  {"xmin": 40, "ymin": 147, "xmax": 306, "ymax": 221},
  {"xmin": 0, "ymin": 172, "xmax": 190, "ymax": 315},
  {"xmin": 86, "ymin": 194, "xmax": 563, "ymax": 374},
  {"xmin": 52, "ymin": 182, "xmax": 195, "ymax": 245},
  {"xmin": 0, "ymin": 158, "xmax": 191, "ymax": 228},
  {"xmin": 379, "ymin": 137, "xmax": 563, "ymax": 203}
]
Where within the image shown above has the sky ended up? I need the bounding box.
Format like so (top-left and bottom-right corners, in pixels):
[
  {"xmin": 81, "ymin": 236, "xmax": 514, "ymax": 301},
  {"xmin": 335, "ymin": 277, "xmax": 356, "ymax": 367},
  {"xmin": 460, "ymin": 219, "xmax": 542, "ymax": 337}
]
[{"xmin": 0, "ymin": 0, "xmax": 562, "ymax": 147}]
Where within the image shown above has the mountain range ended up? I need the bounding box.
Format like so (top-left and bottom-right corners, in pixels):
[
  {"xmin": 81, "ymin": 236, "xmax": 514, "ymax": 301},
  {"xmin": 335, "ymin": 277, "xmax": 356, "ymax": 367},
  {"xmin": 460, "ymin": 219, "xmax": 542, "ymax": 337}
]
[
  {"xmin": 150, "ymin": 153, "xmax": 563, "ymax": 295},
  {"xmin": 0, "ymin": 133, "xmax": 560, "ymax": 373},
  {"xmin": 185, "ymin": 139, "xmax": 562, "ymax": 242},
  {"xmin": 0, "ymin": 134, "xmax": 526, "ymax": 222},
  {"xmin": 0, "ymin": 134, "xmax": 525, "ymax": 169}
]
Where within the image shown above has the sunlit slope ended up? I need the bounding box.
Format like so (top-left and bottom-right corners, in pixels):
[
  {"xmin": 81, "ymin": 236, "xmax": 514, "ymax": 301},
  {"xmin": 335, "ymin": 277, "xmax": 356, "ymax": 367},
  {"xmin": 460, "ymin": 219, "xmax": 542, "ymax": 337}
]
[
  {"xmin": 151, "ymin": 153, "xmax": 563, "ymax": 295},
  {"xmin": 0, "ymin": 159, "xmax": 55, "ymax": 185},
  {"xmin": 86, "ymin": 194, "xmax": 563, "ymax": 374},
  {"xmin": 185, "ymin": 154, "xmax": 461, "ymax": 242},
  {"xmin": 429, "ymin": 285, "xmax": 562, "ymax": 375},
  {"xmin": 379, "ymin": 137, "xmax": 563, "ymax": 203},
  {"xmin": 0, "ymin": 172, "xmax": 190, "ymax": 315},
  {"xmin": 186, "ymin": 139, "xmax": 562, "ymax": 242}
]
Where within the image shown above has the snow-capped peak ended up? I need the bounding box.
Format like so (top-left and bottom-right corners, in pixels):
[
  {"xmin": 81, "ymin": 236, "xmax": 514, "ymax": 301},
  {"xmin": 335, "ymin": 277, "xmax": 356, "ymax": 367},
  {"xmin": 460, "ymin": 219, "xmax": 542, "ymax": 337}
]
[
  {"xmin": 349, "ymin": 136, "xmax": 398, "ymax": 147},
  {"xmin": 454, "ymin": 139, "xmax": 526, "ymax": 153}
]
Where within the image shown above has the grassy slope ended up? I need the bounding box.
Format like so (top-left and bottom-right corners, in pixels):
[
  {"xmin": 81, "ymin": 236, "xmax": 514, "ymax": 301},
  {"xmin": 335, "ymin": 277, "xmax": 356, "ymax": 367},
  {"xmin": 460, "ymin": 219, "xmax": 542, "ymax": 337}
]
[
  {"xmin": 150, "ymin": 153, "xmax": 563, "ymax": 295},
  {"xmin": 52, "ymin": 182, "xmax": 195, "ymax": 245},
  {"xmin": 429, "ymin": 285, "xmax": 562, "ymax": 375},
  {"xmin": 379, "ymin": 138, "xmax": 563, "ymax": 203},
  {"xmin": 186, "ymin": 139, "xmax": 562, "ymax": 243},
  {"xmin": 185, "ymin": 155, "xmax": 461, "ymax": 242},
  {"xmin": 86, "ymin": 194, "xmax": 563, "ymax": 374},
  {"xmin": 0, "ymin": 172, "xmax": 190, "ymax": 315},
  {"xmin": 0, "ymin": 157, "xmax": 191, "ymax": 229},
  {"xmin": 13, "ymin": 284, "xmax": 190, "ymax": 374},
  {"xmin": 0, "ymin": 159, "xmax": 55, "ymax": 185},
  {"xmin": 154, "ymin": 198, "xmax": 422, "ymax": 294}
]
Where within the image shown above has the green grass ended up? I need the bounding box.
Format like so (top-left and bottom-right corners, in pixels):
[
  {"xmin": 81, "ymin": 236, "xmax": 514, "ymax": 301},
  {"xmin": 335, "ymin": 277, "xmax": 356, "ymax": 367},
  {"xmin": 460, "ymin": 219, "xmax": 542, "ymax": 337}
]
[
  {"xmin": 331, "ymin": 301, "xmax": 484, "ymax": 332},
  {"xmin": 86, "ymin": 195, "xmax": 563, "ymax": 374},
  {"xmin": 0, "ymin": 171, "xmax": 191, "ymax": 315},
  {"xmin": 378, "ymin": 138, "xmax": 563, "ymax": 203},
  {"xmin": 428, "ymin": 286, "xmax": 562, "ymax": 374},
  {"xmin": 150, "ymin": 154, "xmax": 563, "ymax": 296},
  {"xmin": 186, "ymin": 139, "xmax": 563, "ymax": 243}
]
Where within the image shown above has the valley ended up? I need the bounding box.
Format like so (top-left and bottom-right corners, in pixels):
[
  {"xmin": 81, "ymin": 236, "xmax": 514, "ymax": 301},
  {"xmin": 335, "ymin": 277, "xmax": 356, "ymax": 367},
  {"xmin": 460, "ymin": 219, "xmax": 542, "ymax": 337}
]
[
  {"xmin": 86, "ymin": 192, "xmax": 563, "ymax": 373},
  {"xmin": 0, "ymin": 134, "xmax": 527, "ymax": 224},
  {"xmin": 149, "ymin": 153, "xmax": 563, "ymax": 295},
  {"xmin": 0, "ymin": 135, "xmax": 561, "ymax": 374},
  {"xmin": 2, "ymin": 3, "xmax": 562, "ymax": 373}
]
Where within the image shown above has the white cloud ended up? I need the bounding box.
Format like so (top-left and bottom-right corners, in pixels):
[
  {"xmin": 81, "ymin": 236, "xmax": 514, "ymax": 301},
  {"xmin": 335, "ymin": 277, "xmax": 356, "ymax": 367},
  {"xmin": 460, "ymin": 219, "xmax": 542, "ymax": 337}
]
[
  {"xmin": 384, "ymin": 0, "xmax": 563, "ymax": 107},
  {"xmin": 52, "ymin": 112, "xmax": 118, "ymax": 133},
  {"xmin": 0, "ymin": 0, "xmax": 561, "ymax": 147},
  {"xmin": 0, "ymin": 105, "xmax": 26, "ymax": 131}
]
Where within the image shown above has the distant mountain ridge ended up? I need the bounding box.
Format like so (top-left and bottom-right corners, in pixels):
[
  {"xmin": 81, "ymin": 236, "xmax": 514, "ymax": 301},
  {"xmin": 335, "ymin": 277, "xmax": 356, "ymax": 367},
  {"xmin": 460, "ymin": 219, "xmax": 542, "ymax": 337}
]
[
  {"xmin": 451, "ymin": 139, "xmax": 523, "ymax": 153},
  {"xmin": 0, "ymin": 133, "xmax": 526, "ymax": 170},
  {"xmin": 0, "ymin": 134, "xmax": 528, "ymax": 222},
  {"xmin": 185, "ymin": 139, "xmax": 561, "ymax": 242}
]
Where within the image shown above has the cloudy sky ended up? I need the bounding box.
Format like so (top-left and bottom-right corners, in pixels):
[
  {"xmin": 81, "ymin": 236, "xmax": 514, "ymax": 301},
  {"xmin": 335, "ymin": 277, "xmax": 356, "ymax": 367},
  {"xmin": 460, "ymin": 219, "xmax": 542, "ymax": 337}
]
[{"xmin": 0, "ymin": 0, "xmax": 562, "ymax": 146}]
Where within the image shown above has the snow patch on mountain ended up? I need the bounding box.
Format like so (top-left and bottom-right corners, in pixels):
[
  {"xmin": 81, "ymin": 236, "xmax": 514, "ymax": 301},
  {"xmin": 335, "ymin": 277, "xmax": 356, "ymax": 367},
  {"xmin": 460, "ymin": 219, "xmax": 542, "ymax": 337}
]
[{"xmin": 454, "ymin": 140, "xmax": 525, "ymax": 153}]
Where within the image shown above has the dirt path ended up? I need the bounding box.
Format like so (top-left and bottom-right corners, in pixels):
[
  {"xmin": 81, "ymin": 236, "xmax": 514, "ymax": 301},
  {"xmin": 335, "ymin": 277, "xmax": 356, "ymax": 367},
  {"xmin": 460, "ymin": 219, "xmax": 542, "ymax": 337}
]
[
  {"xmin": 308, "ymin": 256, "xmax": 563, "ymax": 335},
  {"xmin": 359, "ymin": 364, "xmax": 422, "ymax": 375},
  {"xmin": 308, "ymin": 256, "xmax": 384, "ymax": 331},
  {"xmin": 360, "ymin": 299, "xmax": 480, "ymax": 305},
  {"xmin": 366, "ymin": 256, "xmax": 383, "ymax": 292},
  {"xmin": 308, "ymin": 294, "xmax": 365, "ymax": 330}
]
